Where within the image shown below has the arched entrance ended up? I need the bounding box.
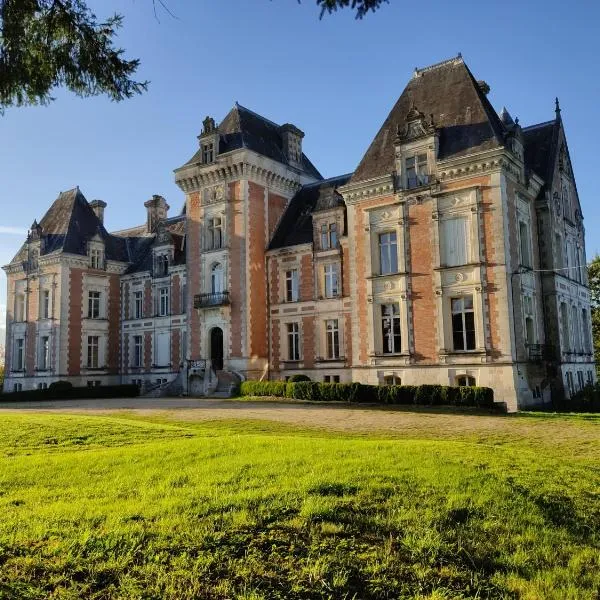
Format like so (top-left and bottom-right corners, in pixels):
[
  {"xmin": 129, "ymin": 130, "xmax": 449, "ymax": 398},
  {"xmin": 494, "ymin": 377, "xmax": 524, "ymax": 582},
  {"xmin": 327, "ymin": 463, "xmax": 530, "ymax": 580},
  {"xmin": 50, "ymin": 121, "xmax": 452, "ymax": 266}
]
[{"xmin": 210, "ymin": 327, "xmax": 224, "ymax": 371}]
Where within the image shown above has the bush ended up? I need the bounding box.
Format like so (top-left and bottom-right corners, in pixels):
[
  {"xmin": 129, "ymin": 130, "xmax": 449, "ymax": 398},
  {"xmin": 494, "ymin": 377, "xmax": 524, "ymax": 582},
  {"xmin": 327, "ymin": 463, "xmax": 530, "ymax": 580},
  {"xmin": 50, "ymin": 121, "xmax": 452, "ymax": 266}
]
[
  {"xmin": 559, "ymin": 384, "xmax": 600, "ymax": 412},
  {"xmin": 240, "ymin": 380, "xmax": 496, "ymax": 409},
  {"xmin": 288, "ymin": 374, "xmax": 311, "ymax": 382},
  {"xmin": 49, "ymin": 380, "xmax": 73, "ymax": 392},
  {"xmin": 0, "ymin": 384, "xmax": 140, "ymax": 402}
]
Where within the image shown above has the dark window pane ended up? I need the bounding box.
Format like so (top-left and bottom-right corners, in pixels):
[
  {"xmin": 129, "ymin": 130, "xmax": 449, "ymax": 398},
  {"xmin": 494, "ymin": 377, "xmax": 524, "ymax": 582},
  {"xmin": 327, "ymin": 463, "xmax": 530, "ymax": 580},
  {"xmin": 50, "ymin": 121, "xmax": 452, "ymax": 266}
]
[{"xmin": 452, "ymin": 313, "xmax": 464, "ymax": 350}]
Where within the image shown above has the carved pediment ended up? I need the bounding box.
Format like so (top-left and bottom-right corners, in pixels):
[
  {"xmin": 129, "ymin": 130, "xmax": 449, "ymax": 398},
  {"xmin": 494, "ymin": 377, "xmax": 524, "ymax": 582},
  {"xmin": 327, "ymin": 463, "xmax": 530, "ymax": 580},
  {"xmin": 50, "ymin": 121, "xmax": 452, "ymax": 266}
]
[
  {"xmin": 154, "ymin": 221, "xmax": 173, "ymax": 246},
  {"xmin": 396, "ymin": 104, "xmax": 436, "ymax": 142}
]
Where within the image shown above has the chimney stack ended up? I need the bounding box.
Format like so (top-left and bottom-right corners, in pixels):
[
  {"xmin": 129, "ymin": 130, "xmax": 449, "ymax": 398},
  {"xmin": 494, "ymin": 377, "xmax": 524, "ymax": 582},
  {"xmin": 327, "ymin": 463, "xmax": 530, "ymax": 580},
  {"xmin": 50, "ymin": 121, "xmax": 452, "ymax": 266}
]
[
  {"xmin": 144, "ymin": 195, "xmax": 169, "ymax": 233},
  {"xmin": 89, "ymin": 199, "xmax": 107, "ymax": 224}
]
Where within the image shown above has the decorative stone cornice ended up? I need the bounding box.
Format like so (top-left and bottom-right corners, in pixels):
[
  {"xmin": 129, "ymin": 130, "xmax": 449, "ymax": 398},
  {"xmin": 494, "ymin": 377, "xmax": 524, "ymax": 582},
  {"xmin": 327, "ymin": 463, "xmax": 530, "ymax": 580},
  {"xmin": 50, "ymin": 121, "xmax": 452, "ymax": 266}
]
[{"xmin": 338, "ymin": 175, "xmax": 395, "ymax": 204}]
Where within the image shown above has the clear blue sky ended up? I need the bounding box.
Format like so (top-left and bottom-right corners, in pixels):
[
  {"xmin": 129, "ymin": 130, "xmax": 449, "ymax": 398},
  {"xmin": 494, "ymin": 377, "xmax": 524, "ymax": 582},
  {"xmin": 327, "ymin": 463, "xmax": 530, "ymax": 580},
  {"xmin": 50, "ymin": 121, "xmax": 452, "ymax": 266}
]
[{"xmin": 1, "ymin": 0, "xmax": 599, "ymax": 327}]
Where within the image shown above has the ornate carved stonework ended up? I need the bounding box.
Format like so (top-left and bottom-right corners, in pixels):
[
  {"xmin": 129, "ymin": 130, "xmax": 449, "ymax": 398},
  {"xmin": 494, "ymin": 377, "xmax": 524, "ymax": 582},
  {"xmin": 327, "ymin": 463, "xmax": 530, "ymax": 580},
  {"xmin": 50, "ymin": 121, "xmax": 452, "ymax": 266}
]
[
  {"xmin": 396, "ymin": 104, "xmax": 436, "ymax": 143},
  {"xmin": 204, "ymin": 184, "xmax": 226, "ymax": 205}
]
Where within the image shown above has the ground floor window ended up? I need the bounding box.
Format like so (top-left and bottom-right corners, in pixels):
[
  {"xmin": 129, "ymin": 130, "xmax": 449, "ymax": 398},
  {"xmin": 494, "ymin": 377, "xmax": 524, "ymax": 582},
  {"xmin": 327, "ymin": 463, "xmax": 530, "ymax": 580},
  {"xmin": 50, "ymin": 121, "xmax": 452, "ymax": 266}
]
[
  {"xmin": 87, "ymin": 380, "xmax": 101, "ymax": 388},
  {"xmin": 577, "ymin": 370, "xmax": 585, "ymax": 391},
  {"xmin": 566, "ymin": 372, "xmax": 575, "ymax": 395},
  {"xmin": 383, "ymin": 375, "xmax": 401, "ymax": 385},
  {"xmin": 323, "ymin": 375, "xmax": 340, "ymax": 383},
  {"xmin": 287, "ymin": 322, "xmax": 300, "ymax": 361},
  {"xmin": 587, "ymin": 371, "xmax": 594, "ymax": 385},
  {"xmin": 381, "ymin": 303, "xmax": 401, "ymax": 354},
  {"xmin": 451, "ymin": 296, "xmax": 476, "ymax": 351},
  {"xmin": 13, "ymin": 383, "xmax": 23, "ymax": 392},
  {"xmin": 37, "ymin": 383, "xmax": 48, "ymax": 390},
  {"xmin": 325, "ymin": 319, "xmax": 340, "ymax": 359},
  {"xmin": 456, "ymin": 375, "xmax": 476, "ymax": 387}
]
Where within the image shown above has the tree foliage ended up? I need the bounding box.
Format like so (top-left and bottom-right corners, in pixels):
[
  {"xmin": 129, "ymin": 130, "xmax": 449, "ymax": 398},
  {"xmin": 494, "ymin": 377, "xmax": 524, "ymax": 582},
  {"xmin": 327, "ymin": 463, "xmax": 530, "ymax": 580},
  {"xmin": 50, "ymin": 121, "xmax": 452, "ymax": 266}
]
[
  {"xmin": 0, "ymin": 0, "xmax": 148, "ymax": 110},
  {"xmin": 587, "ymin": 255, "xmax": 600, "ymax": 373},
  {"xmin": 314, "ymin": 0, "xmax": 389, "ymax": 18}
]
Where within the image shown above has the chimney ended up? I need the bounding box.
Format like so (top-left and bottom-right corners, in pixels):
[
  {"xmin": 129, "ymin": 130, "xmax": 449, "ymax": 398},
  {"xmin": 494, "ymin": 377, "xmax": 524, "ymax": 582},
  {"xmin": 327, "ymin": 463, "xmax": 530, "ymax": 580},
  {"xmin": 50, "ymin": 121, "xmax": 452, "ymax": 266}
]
[
  {"xmin": 89, "ymin": 199, "xmax": 107, "ymax": 224},
  {"xmin": 281, "ymin": 123, "xmax": 305, "ymax": 166},
  {"xmin": 144, "ymin": 195, "xmax": 169, "ymax": 233},
  {"xmin": 477, "ymin": 80, "xmax": 490, "ymax": 95}
]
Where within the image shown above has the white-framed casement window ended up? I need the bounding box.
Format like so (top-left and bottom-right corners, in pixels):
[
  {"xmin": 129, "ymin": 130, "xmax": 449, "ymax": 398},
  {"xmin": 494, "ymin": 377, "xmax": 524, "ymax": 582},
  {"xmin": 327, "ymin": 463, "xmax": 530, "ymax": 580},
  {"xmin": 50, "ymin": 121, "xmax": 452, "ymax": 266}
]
[
  {"xmin": 405, "ymin": 153, "xmax": 429, "ymax": 189},
  {"xmin": 40, "ymin": 289, "xmax": 50, "ymax": 319},
  {"xmin": 518, "ymin": 221, "xmax": 532, "ymax": 269},
  {"xmin": 14, "ymin": 338, "xmax": 24, "ymax": 370},
  {"xmin": 523, "ymin": 295, "xmax": 535, "ymax": 345},
  {"xmin": 451, "ymin": 296, "xmax": 476, "ymax": 351},
  {"xmin": 133, "ymin": 290, "xmax": 143, "ymax": 319},
  {"xmin": 207, "ymin": 217, "xmax": 223, "ymax": 249},
  {"xmin": 571, "ymin": 305, "xmax": 581, "ymax": 352},
  {"xmin": 582, "ymin": 308, "xmax": 591, "ymax": 352},
  {"xmin": 15, "ymin": 293, "xmax": 26, "ymax": 322},
  {"xmin": 87, "ymin": 336, "xmax": 99, "ymax": 368},
  {"xmin": 158, "ymin": 287, "xmax": 170, "ymax": 316},
  {"xmin": 211, "ymin": 263, "xmax": 224, "ymax": 294},
  {"xmin": 89, "ymin": 248, "xmax": 104, "ymax": 270},
  {"xmin": 378, "ymin": 232, "xmax": 398, "ymax": 274},
  {"xmin": 285, "ymin": 269, "xmax": 299, "ymax": 302},
  {"xmin": 381, "ymin": 303, "xmax": 401, "ymax": 354},
  {"xmin": 577, "ymin": 371, "xmax": 585, "ymax": 391},
  {"xmin": 287, "ymin": 322, "xmax": 301, "ymax": 361},
  {"xmin": 325, "ymin": 319, "xmax": 340, "ymax": 359},
  {"xmin": 39, "ymin": 336, "xmax": 50, "ymax": 370},
  {"xmin": 202, "ymin": 143, "xmax": 214, "ymax": 164},
  {"xmin": 560, "ymin": 302, "xmax": 570, "ymax": 351},
  {"xmin": 88, "ymin": 291, "xmax": 101, "ymax": 319},
  {"xmin": 324, "ymin": 263, "xmax": 339, "ymax": 298},
  {"xmin": 155, "ymin": 254, "xmax": 169, "ymax": 277},
  {"xmin": 565, "ymin": 371, "xmax": 575, "ymax": 395},
  {"xmin": 440, "ymin": 217, "xmax": 470, "ymax": 267},
  {"xmin": 320, "ymin": 222, "xmax": 338, "ymax": 250},
  {"xmin": 456, "ymin": 375, "xmax": 476, "ymax": 386},
  {"xmin": 133, "ymin": 335, "xmax": 143, "ymax": 367},
  {"xmin": 383, "ymin": 374, "xmax": 401, "ymax": 385}
]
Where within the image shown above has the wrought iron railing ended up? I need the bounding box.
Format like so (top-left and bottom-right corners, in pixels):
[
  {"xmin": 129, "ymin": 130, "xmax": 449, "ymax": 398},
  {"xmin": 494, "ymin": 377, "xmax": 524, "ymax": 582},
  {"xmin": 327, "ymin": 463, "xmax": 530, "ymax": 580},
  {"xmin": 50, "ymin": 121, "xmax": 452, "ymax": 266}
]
[
  {"xmin": 527, "ymin": 344, "xmax": 555, "ymax": 362},
  {"xmin": 193, "ymin": 291, "xmax": 230, "ymax": 309},
  {"xmin": 406, "ymin": 173, "xmax": 431, "ymax": 189}
]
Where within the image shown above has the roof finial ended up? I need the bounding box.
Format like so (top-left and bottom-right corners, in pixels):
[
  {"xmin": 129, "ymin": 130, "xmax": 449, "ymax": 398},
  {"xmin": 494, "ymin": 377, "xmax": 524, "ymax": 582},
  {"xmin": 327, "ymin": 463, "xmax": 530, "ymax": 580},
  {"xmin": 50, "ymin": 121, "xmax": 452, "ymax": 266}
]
[{"xmin": 555, "ymin": 97, "xmax": 561, "ymax": 120}]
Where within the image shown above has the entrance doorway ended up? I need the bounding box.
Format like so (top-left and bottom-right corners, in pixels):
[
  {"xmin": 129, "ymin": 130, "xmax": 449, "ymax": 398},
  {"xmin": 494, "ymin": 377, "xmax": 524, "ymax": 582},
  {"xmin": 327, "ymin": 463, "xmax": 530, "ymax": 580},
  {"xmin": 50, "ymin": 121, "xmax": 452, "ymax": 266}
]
[{"xmin": 210, "ymin": 327, "xmax": 224, "ymax": 371}]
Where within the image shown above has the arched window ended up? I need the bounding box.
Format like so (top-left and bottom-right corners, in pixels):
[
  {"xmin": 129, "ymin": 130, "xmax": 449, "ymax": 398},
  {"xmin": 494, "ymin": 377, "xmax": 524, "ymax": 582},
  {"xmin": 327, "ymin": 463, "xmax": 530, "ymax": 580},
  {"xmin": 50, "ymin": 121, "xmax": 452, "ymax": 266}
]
[{"xmin": 211, "ymin": 263, "xmax": 224, "ymax": 294}]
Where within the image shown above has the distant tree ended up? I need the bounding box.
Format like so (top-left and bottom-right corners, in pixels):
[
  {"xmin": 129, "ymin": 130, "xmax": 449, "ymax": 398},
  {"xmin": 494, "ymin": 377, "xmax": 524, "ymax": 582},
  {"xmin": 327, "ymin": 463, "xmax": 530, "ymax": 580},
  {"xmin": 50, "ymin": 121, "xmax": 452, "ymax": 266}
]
[
  {"xmin": 588, "ymin": 255, "xmax": 600, "ymax": 373},
  {"xmin": 314, "ymin": 0, "xmax": 389, "ymax": 18},
  {"xmin": 0, "ymin": 365, "xmax": 4, "ymax": 393}
]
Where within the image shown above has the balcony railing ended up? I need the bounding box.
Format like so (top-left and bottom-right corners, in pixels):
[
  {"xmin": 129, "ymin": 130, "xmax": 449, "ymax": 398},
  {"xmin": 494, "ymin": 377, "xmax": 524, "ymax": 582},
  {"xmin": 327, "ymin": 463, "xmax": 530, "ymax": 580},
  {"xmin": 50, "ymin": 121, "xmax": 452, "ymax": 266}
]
[
  {"xmin": 527, "ymin": 344, "xmax": 555, "ymax": 363},
  {"xmin": 406, "ymin": 173, "xmax": 431, "ymax": 190},
  {"xmin": 194, "ymin": 291, "xmax": 230, "ymax": 309}
]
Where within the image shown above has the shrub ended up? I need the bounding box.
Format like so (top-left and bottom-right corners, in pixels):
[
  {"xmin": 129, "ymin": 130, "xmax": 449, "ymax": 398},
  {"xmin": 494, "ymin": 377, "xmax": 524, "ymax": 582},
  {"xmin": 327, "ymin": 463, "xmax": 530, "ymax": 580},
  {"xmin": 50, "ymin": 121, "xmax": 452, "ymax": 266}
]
[
  {"xmin": 0, "ymin": 384, "xmax": 139, "ymax": 402},
  {"xmin": 49, "ymin": 380, "xmax": 73, "ymax": 392},
  {"xmin": 561, "ymin": 384, "xmax": 600, "ymax": 412},
  {"xmin": 239, "ymin": 381, "xmax": 286, "ymax": 397},
  {"xmin": 289, "ymin": 374, "xmax": 311, "ymax": 382}
]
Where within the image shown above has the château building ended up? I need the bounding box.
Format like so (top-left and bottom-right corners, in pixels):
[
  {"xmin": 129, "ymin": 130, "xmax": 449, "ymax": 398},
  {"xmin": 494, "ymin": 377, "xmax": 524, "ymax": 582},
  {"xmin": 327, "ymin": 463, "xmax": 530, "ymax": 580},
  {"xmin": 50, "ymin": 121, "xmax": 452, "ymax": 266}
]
[{"xmin": 3, "ymin": 55, "xmax": 595, "ymax": 410}]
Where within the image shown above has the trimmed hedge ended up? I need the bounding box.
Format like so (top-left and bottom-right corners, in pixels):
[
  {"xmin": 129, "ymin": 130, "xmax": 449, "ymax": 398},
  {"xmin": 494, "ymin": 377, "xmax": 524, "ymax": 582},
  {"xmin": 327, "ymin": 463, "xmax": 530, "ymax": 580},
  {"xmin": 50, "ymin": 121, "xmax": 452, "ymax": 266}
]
[
  {"xmin": 0, "ymin": 384, "xmax": 140, "ymax": 402},
  {"xmin": 241, "ymin": 380, "xmax": 496, "ymax": 409}
]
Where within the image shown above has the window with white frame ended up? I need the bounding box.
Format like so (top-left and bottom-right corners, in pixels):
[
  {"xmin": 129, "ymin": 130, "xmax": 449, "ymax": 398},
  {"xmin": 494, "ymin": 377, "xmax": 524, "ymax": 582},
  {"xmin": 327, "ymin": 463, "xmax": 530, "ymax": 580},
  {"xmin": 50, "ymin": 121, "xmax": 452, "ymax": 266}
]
[
  {"xmin": 87, "ymin": 336, "xmax": 99, "ymax": 368},
  {"xmin": 405, "ymin": 153, "xmax": 429, "ymax": 188},
  {"xmin": 566, "ymin": 371, "xmax": 575, "ymax": 395},
  {"xmin": 158, "ymin": 287, "xmax": 170, "ymax": 316},
  {"xmin": 381, "ymin": 303, "xmax": 401, "ymax": 354},
  {"xmin": 39, "ymin": 336, "xmax": 49, "ymax": 370},
  {"xmin": 571, "ymin": 305, "xmax": 581, "ymax": 352},
  {"xmin": 287, "ymin": 322, "xmax": 300, "ymax": 361},
  {"xmin": 582, "ymin": 309, "xmax": 591, "ymax": 352},
  {"xmin": 90, "ymin": 248, "xmax": 104, "ymax": 270},
  {"xmin": 456, "ymin": 375, "xmax": 476, "ymax": 386},
  {"xmin": 133, "ymin": 290, "xmax": 143, "ymax": 319},
  {"xmin": 383, "ymin": 374, "xmax": 401, "ymax": 385},
  {"xmin": 211, "ymin": 263, "xmax": 224, "ymax": 294},
  {"xmin": 577, "ymin": 370, "xmax": 585, "ymax": 391},
  {"xmin": 325, "ymin": 319, "xmax": 340, "ymax": 359},
  {"xmin": 41, "ymin": 289, "xmax": 50, "ymax": 319},
  {"xmin": 15, "ymin": 293, "xmax": 26, "ymax": 322},
  {"xmin": 324, "ymin": 264, "xmax": 339, "ymax": 298},
  {"xmin": 519, "ymin": 221, "xmax": 532, "ymax": 268},
  {"xmin": 378, "ymin": 232, "xmax": 398, "ymax": 275},
  {"xmin": 155, "ymin": 254, "xmax": 169, "ymax": 277},
  {"xmin": 13, "ymin": 383, "xmax": 23, "ymax": 392},
  {"xmin": 451, "ymin": 296, "xmax": 476, "ymax": 351},
  {"xmin": 560, "ymin": 302, "xmax": 570, "ymax": 351},
  {"xmin": 202, "ymin": 143, "xmax": 214, "ymax": 164},
  {"xmin": 440, "ymin": 217, "xmax": 469, "ymax": 267},
  {"xmin": 285, "ymin": 269, "xmax": 299, "ymax": 302},
  {"xmin": 133, "ymin": 335, "xmax": 143, "ymax": 367},
  {"xmin": 523, "ymin": 295, "xmax": 535, "ymax": 344},
  {"xmin": 14, "ymin": 338, "xmax": 24, "ymax": 370},
  {"xmin": 207, "ymin": 217, "xmax": 223, "ymax": 249},
  {"xmin": 320, "ymin": 222, "xmax": 338, "ymax": 250},
  {"xmin": 88, "ymin": 291, "xmax": 101, "ymax": 319},
  {"xmin": 566, "ymin": 241, "xmax": 576, "ymax": 280}
]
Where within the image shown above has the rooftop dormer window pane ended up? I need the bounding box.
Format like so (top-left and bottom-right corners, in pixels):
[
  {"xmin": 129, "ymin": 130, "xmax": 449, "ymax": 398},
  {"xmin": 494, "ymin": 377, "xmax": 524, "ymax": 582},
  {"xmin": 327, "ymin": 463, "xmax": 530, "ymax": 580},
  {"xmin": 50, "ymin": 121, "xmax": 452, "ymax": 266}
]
[
  {"xmin": 405, "ymin": 153, "xmax": 429, "ymax": 189},
  {"xmin": 202, "ymin": 143, "xmax": 214, "ymax": 164}
]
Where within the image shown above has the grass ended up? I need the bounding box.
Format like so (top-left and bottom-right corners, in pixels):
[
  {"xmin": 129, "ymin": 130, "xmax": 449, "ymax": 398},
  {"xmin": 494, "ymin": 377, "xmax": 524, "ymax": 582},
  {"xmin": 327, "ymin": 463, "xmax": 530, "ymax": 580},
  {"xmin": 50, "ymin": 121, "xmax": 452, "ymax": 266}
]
[{"xmin": 0, "ymin": 411, "xmax": 598, "ymax": 599}]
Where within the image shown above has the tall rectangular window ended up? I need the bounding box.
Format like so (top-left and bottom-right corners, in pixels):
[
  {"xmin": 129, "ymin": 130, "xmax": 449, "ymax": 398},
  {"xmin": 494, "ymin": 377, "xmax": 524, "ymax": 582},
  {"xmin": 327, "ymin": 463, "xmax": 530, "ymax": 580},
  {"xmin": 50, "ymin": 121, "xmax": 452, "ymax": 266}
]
[
  {"xmin": 519, "ymin": 221, "xmax": 531, "ymax": 268},
  {"xmin": 39, "ymin": 336, "xmax": 49, "ymax": 370},
  {"xmin": 571, "ymin": 305, "xmax": 581, "ymax": 352},
  {"xmin": 41, "ymin": 290, "xmax": 50, "ymax": 319},
  {"xmin": 90, "ymin": 248, "xmax": 103, "ymax": 269},
  {"xmin": 582, "ymin": 309, "xmax": 590, "ymax": 352},
  {"xmin": 133, "ymin": 335, "xmax": 143, "ymax": 367},
  {"xmin": 285, "ymin": 269, "xmax": 299, "ymax": 302},
  {"xmin": 440, "ymin": 217, "xmax": 469, "ymax": 267},
  {"xmin": 560, "ymin": 302, "xmax": 570, "ymax": 351},
  {"xmin": 379, "ymin": 232, "xmax": 398, "ymax": 274},
  {"xmin": 134, "ymin": 291, "xmax": 143, "ymax": 319},
  {"xmin": 451, "ymin": 296, "xmax": 476, "ymax": 351},
  {"xmin": 207, "ymin": 217, "xmax": 223, "ymax": 249},
  {"xmin": 566, "ymin": 372, "xmax": 574, "ymax": 395},
  {"xmin": 202, "ymin": 143, "xmax": 214, "ymax": 164},
  {"xmin": 287, "ymin": 322, "xmax": 300, "ymax": 361},
  {"xmin": 405, "ymin": 153, "xmax": 428, "ymax": 188},
  {"xmin": 326, "ymin": 319, "xmax": 340, "ymax": 359},
  {"xmin": 555, "ymin": 234, "xmax": 563, "ymax": 270},
  {"xmin": 324, "ymin": 264, "xmax": 339, "ymax": 298},
  {"xmin": 577, "ymin": 371, "xmax": 585, "ymax": 391},
  {"xmin": 381, "ymin": 303, "xmax": 401, "ymax": 354},
  {"xmin": 159, "ymin": 287, "xmax": 170, "ymax": 316},
  {"xmin": 523, "ymin": 295, "xmax": 535, "ymax": 344},
  {"xmin": 155, "ymin": 254, "xmax": 169, "ymax": 277},
  {"xmin": 320, "ymin": 222, "xmax": 338, "ymax": 250},
  {"xmin": 14, "ymin": 338, "xmax": 24, "ymax": 370},
  {"xmin": 88, "ymin": 291, "xmax": 100, "ymax": 319},
  {"xmin": 15, "ymin": 293, "xmax": 26, "ymax": 322},
  {"xmin": 87, "ymin": 336, "xmax": 99, "ymax": 368}
]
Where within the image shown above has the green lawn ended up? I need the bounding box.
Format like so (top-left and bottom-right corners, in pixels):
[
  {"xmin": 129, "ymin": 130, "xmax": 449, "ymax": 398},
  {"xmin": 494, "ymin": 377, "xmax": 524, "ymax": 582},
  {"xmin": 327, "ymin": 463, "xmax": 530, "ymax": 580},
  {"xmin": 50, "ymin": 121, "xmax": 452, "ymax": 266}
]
[{"xmin": 0, "ymin": 412, "xmax": 598, "ymax": 599}]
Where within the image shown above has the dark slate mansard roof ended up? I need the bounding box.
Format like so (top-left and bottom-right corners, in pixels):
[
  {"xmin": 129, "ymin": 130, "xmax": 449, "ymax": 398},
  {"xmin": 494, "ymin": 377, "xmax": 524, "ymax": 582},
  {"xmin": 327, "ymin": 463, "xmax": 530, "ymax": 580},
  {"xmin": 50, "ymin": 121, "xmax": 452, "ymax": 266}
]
[{"xmin": 183, "ymin": 103, "xmax": 323, "ymax": 180}]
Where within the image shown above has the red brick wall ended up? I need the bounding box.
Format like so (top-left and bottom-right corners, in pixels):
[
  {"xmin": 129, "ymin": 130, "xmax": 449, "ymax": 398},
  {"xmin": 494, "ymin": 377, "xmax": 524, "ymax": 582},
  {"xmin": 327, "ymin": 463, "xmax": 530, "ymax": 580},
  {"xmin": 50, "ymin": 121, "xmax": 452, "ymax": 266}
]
[
  {"xmin": 143, "ymin": 280, "xmax": 153, "ymax": 319},
  {"xmin": 25, "ymin": 279, "xmax": 39, "ymax": 375},
  {"xmin": 344, "ymin": 312, "xmax": 353, "ymax": 366},
  {"xmin": 271, "ymin": 318, "xmax": 280, "ymax": 372},
  {"xmin": 67, "ymin": 268, "xmax": 83, "ymax": 376},
  {"xmin": 302, "ymin": 316, "xmax": 315, "ymax": 368},
  {"xmin": 123, "ymin": 282, "xmax": 130, "ymax": 320},
  {"xmin": 229, "ymin": 181, "xmax": 243, "ymax": 358},
  {"xmin": 107, "ymin": 274, "xmax": 120, "ymax": 373},
  {"xmin": 268, "ymin": 192, "xmax": 288, "ymax": 241},
  {"xmin": 171, "ymin": 274, "xmax": 181, "ymax": 315},
  {"xmin": 171, "ymin": 328, "xmax": 181, "ymax": 368},
  {"xmin": 187, "ymin": 191, "xmax": 202, "ymax": 359},
  {"xmin": 123, "ymin": 333, "xmax": 130, "ymax": 374},
  {"xmin": 300, "ymin": 254, "xmax": 313, "ymax": 302},
  {"xmin": 248, "ymin": 181, "xmax": 267, "ymax": 358},
  {"xmin": 342, "ymin": 244, "xmax": 350, "ymax": 297},
  {"xmin": 144, "ymin": 331, "xmax": 152, "ymax": 372},
  {"xmin": 269, "ymin": 257, "xmax": 279, "ymax": 304}
]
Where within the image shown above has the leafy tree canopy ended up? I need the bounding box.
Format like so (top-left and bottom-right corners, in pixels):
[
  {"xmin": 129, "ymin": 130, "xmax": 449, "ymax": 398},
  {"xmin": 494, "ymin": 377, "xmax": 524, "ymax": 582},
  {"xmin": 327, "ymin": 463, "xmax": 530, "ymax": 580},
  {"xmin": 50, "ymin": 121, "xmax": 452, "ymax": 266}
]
[{"xmin": 587, "ymin": 255, "xmax": 600, "ymax": 373}]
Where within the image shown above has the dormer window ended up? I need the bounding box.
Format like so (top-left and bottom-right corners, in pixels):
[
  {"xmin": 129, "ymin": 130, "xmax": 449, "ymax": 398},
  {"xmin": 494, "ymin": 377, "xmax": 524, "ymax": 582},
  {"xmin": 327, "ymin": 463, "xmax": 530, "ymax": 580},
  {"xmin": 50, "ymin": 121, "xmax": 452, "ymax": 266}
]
[
  {"xmin": 29, "ymin": 248, "xmax": 39, "ymax": 271},
  {"xmin": 202, "ymin": 143, "xmax": 214, "ymax": 164},
  {"xmin": 90, "ymin": 248, "xmax": 103, "ymax": 270},
  {"xmin": 405, "ymin": 153, "xmax": 429, "ymax": 189},
  {"xmin": 155, "ymin": 254, "xmax": 169, "ymax": 277},
  {"xmin": 320, "ymin": 222, "xmax": 338, "ymax": 250}
]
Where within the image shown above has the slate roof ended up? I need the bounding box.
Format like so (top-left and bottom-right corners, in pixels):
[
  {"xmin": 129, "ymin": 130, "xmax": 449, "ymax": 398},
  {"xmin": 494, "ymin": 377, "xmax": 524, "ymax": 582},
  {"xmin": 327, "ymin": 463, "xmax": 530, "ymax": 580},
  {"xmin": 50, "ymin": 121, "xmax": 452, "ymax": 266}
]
[
  {"xmin": 522, "ymin": 119, "xmax": 558, "ymax": 184},
  {"xmin": 350, "ymin": 56, "xmax": 506, "ymax": 184},
  {"xmin": 181, "ymin": 103, "xmax": 322, "ymax": 180},
  {"xmin": 269, "ymin": 174, "xmax": 352, "ymax": 250}
]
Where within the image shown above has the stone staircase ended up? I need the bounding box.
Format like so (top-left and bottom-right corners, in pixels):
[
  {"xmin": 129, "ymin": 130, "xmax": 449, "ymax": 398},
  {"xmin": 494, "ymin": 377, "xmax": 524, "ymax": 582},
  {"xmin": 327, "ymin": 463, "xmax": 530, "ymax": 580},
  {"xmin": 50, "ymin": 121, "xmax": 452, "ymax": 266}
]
[
  {"xmin": 141, "ymin": 371, "xmax": 184, "ymax": 398},
  {"xmin": 211, "ymin": 370, "xmax": 240, "ymax": 398}
]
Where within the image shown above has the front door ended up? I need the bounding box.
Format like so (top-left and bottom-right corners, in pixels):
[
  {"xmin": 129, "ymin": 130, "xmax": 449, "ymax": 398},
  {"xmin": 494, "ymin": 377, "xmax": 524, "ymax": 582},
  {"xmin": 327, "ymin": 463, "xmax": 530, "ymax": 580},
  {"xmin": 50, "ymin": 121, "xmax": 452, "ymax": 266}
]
[{"xmin": 210, "ymin": 327, "xmax": 224, "ymax": 371}]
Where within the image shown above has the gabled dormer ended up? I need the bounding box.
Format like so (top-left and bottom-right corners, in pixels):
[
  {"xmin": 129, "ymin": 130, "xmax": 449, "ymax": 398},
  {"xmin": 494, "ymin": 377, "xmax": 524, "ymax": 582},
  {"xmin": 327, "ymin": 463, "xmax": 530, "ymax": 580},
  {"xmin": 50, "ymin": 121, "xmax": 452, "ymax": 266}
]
[
  {"xmin": 87, "ymin": 234, "xmax": 105, "ymax": 270},
  {"xmin": 26, "ymin": 220, "xmax": 43, "ymax": 273},
  {"xmin": 152, "ymin": 221, "xmax": 174, "ymax": 278},
  {"xmin": 197, "ymin": 116, "xmax": 219, "ymax": 165}
]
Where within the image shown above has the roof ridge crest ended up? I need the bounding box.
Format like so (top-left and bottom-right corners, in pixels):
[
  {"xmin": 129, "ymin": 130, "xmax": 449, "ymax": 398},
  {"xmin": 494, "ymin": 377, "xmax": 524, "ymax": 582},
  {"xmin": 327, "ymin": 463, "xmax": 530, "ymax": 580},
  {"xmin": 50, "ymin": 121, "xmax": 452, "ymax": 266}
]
[{"xmin": 413, "ymin": 54, "xmax": 464, "ymax": 78}]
